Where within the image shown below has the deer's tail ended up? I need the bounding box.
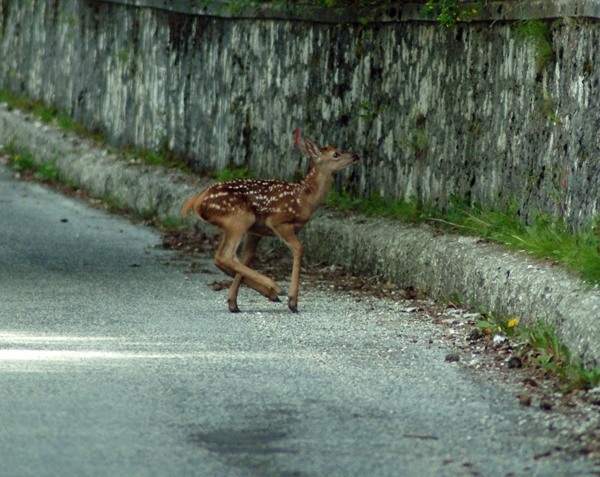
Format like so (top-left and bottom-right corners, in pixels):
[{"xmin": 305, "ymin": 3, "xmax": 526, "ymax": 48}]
[{"xmin": 181, "ymin": 190, "xmax": 209, "ymax": 218}]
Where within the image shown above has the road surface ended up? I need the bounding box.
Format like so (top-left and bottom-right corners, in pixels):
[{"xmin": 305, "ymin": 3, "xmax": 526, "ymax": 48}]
[{"xmin": 0, "ymin": 165, "xmax": 597, "ymax": 476}]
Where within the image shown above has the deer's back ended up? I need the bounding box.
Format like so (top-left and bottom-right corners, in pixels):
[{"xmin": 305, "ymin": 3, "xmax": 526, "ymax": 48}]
[{"xmin": 199, "ymin": 179, "xmax": 310, "ymax": 233}]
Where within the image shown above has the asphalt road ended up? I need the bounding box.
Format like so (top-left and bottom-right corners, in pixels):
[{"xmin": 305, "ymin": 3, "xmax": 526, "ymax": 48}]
[{"xmin": 0, "ymin": 165, "xmax": 597, "ymax": 477}]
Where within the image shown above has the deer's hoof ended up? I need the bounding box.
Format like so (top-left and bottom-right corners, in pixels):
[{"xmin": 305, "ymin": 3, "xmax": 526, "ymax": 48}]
[
  {"xmin": 227, "ymin": 299, "xmax": 241, "ymax": 313},
  {"xmin": 271, "ymin": 296, "xmax": 282, "ymax": 303},
  {"xmin": 288, "ymin": 304, "xmax": 298, "ymax": 313}
]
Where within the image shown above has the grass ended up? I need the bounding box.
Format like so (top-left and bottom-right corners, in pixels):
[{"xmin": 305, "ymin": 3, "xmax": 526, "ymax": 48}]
[
  {"xmin": 0, "ymin": 90, "xmax": 105, "ymax": 141},
  {"xmin": 3, "ymin": 88, "xmax": 600, "ymax": 287},
  {"xmin": 0, "ymin": 90, "xmax": 193, "ymax": 170},
  {"xmin": 212, "ymin": 166, "xmax": 253, "ymax": 182},
  {"xmin": 328, "ymin": 189, "xmax": 431, "ymax": 222},
  {"xmin": 4, "ymin": 141, "xmax": 62, "ymax": 182},
  {"xmin": 121, "ymin": 143, "xmax": 192, "ymax": 172},
  {"xmin": 327, "ymin": 191, "xmax": 600, "ymax": 288},
  {"xmin": 514, "ymin": 19, "xmax": 555, "ymax": 73},
  {"xmin": 477, "ymin": 312, "xmax": 600, "ymax": 393},
  {"xmin": 328, "ymin": 188, "xmax": 600, "ymax": 392}
]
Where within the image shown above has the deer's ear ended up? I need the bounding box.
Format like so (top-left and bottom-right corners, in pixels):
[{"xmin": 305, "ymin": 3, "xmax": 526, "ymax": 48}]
[{"xmin": 298, "ymin": 137, "xmax": 321, "ymax": 160}]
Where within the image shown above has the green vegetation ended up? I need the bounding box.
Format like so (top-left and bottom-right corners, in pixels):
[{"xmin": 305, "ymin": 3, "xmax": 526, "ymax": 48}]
[
  {"xmin": 0, "ymin": 90, "xmax": 192, "ymax": 170},
  {"xmin": 4, "ymin": 141, "xmax": 61, "ymax": 182},
  {"xmin": 514, "ymin": 19, "xmax": 555, "ymax": 73},
  {"xmin": 477, "ymin": 312, "xmax": 600, "ymax": 392},
  {"xmin": 212, "ymin": 166, "xmax": 253, "ymax": 182},
  {"xmin": 328, "ymin": 189, "xmax": 431, "ymax": 222},
  {"xmin": 0, "ymin": 90, "xmax": 104, "ymax": 141},
  {"xmin": 193, "ymin": 0, "xmax": 482, "ymax": 26},
  {"xmin": 399, "ymin": 110, "xmax": 428, "ymax": 156},
  {"xmin": 328, "ymin": 191, "xmax": 600, "ymax": 287},
  {"xmin": 327, "ymin": 187, "xmax": 600, "ymax": 391},
  {"xmin": 422, "ymin": 0, "xmax": 483, "ymax": 28},
  {"xmin": 122, "ymin": 143, "xmax": 191, "ymax": 172},
  {"xmin": 358, "ymin": 101, "xmax": 385, "ymax": 122}
]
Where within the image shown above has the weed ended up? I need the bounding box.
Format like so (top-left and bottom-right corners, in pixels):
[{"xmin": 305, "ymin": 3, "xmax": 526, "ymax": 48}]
[
  {"xmin": 11, "ymin": 151, "xmax": 36, "ymax": 172},
  {"xmin": 476, "ymin": 313, "xmax": 600, "ymax": 392},
  {"xmin": 194, "ymin": 0, "xmax": 475, "ymax": 27},
  {"xmin": 565, "ymin": 362, "xmax": 600, "ymax": 391},
  {"xmin": 122, "ymin": 143, "xmax": 191, "ymax": 172},
  {"xmin": 514, "ymin": 19, "xmax": 555, "ymax": 73},
  {"xmin": 522, "ymin": 320, "xmax": 571, "ymax": 371},
  {"xmin": 99, "ymin": 193, "xmax": 128, "ymax": 215},
  {"xmin": 0, "ymin": 90, "xmax": 106, "ymax": 142},
  {"xmin": 328, "ymin": 189, "xmax": 433, "ymax": 222},
  {"xmin": 5, "ymin": 142, "xmax": 61, "ymax": 182},
  {"xmin": 406, "ymin": 128, "xmax": 428, "ymax": 154},
  {"xmin": 213, "ymin": 166, "xmax": 253, "ymax": 182},
  {"xmin": 161, "ymin": 216, "xmax": 189, "ymax": 231},
  {"xmin": 327, "ymin": 190, "xmax": 600, "ymax": 287},
  {"xmin": 32, "ymin": 159, "xmax": 60, "ymax": 181},
  {"xmin": 358, "ymin": 101, "xmax": 385, "ymax": 122},
  {"xmin": 422, "ymin": 0, "xmax": 483, "ymax": 27}
]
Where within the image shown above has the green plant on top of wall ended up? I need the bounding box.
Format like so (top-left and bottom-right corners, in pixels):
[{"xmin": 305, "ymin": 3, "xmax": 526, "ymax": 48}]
[
  {"xmin": 422, "ymin": 0, "xmax": 484, "ymax": 27},
  {"xmin": 192, "ymin": 0, "xmax": 482, "ymax": 26}
]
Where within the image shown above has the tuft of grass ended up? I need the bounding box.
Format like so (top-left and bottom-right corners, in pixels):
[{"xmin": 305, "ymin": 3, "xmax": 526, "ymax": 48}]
[
  {"xmin": 326, "ymin": 191, "xmax": 600, "ymax": 287},
  {"xmin": 122, "ymin": 143, "xmax": 191, "ymax": 172},
  {"xmin": 161, "ymin": 216, "xmax": 190, "ymax": 231},
  {"xmin": 213, "ymin": 166, "xmax": 253, "ymax": 182},
  {"xmin": 0, "ymin": 90, "xmax": 192, "ymax": 171},
  {"xmin": 328, "ymin": 189, "xmax": 433, "ymax": 222},
  {"xmin": 535, "ymin": 87, "xmax": 562, "ymax": 125},
  {"xmin": 0, "ymin": 90, "xmax": 106, "ymax": 142},
  {"xmin": 5, "ymin": 141, "xmax": 61, "ymax": 182},
  {"xmin": 477, "ymin": 313, "xmax": 600, "ymax": 392},
  {"xmin": 514, "ymin": 19, "xmax": 555, "ymax": 73},
  {"xmin": 453, "ymin": 205, "xmax": 600, "ymax": 286},
  {"xmin": 422, "ymin": 0, "xmax": 483, "ymax": 27}
]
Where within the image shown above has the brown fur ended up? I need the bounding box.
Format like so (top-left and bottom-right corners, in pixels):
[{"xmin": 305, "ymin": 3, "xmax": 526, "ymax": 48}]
[{"xmin": 182, "ymin": 137, "xmax": 359, "ymax": 313}]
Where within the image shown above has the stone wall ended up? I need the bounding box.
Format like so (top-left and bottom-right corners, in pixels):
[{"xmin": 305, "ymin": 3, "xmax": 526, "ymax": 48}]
[{"xmin": 1, "ymin": 0, "xmax": 600, "ymax": 229}]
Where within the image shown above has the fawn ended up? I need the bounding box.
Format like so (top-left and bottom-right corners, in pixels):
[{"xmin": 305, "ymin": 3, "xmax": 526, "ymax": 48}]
[{"xmin": 181, "ymin": 136, "xmax": 360, "ymax": 313}]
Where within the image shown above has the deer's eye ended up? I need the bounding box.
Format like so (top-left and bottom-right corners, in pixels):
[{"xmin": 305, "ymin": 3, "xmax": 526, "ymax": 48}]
[{"xmin": 333, "ymin": 152, "xmax": 340, "ymax": 159}]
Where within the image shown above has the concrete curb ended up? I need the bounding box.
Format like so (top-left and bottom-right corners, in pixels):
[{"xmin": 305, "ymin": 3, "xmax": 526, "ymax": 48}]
[{"xmin": 1, "ymin": 104, "xmax": 599, "ymax": 365}]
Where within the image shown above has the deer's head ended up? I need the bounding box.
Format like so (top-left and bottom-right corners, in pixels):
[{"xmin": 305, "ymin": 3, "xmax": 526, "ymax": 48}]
[{"xmin": 298, "ymin": 137, "xmax": 360, "ymax": 173}]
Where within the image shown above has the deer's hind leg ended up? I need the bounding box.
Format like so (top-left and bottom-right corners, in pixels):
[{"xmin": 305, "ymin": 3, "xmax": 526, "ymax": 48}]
[
  {"xmin": 227, "ymin": 234, "xmax": 277, "ymax": 313},
  {"xmin": 213, "ymin": 218, "xmax": 283, "ymax": 309}
]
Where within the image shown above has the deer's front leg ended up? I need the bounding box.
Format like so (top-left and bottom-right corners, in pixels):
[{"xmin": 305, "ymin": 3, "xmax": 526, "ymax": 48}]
[{"xmin": 272, "ymin": 224, "xmax": 304, "ymax": 313}]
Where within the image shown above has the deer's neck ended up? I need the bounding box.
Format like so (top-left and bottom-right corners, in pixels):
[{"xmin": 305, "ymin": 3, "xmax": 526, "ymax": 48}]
[{"xmin": 299, "ymin": 161, "xmax": 334, "ymax": 212}]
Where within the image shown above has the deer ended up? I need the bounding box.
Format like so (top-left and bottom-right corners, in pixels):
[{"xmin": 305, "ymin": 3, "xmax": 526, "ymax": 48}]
[{"xmin": 181, "ymin": 135, "xmax": 360, "ymax": 313}]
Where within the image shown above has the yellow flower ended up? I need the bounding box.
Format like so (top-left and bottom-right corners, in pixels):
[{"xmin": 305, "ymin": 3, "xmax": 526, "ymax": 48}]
[{"xmin": 507, "ymin": 318, "xmax": 519, "ymax": 328}]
